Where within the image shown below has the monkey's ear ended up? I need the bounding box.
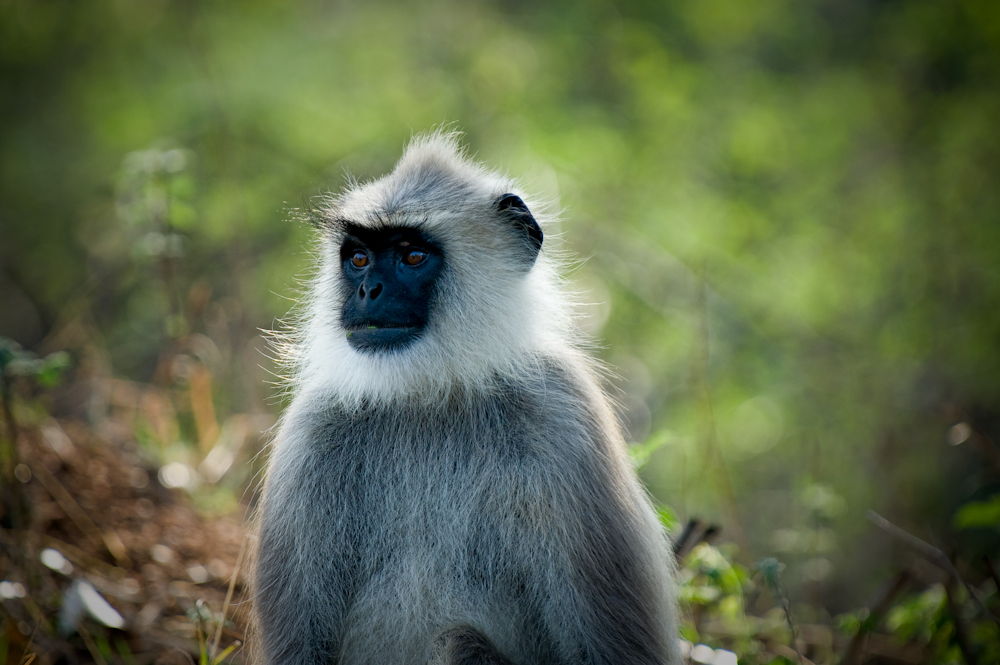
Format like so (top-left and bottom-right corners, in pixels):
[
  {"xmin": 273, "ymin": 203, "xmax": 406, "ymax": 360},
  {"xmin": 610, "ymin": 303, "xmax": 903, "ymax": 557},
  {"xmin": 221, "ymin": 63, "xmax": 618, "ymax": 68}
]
[{"xmin": 496, "ymin": 193, "xmax": 543, "ymax": 267}]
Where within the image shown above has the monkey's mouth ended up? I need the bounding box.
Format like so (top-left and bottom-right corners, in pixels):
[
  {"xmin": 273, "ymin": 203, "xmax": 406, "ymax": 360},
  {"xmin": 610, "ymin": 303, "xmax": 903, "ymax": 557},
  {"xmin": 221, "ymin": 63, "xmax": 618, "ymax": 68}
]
[{"xmin": 345, "ymin": 325, "xmax": 423, "ymax": 353}]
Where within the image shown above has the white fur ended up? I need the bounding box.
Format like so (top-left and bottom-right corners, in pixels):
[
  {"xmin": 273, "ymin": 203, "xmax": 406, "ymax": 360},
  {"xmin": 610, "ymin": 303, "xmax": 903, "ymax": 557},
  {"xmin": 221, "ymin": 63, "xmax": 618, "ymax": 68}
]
[{"xmin": 280, "ymin": 131, "xmax": 581, "ymax": 409}]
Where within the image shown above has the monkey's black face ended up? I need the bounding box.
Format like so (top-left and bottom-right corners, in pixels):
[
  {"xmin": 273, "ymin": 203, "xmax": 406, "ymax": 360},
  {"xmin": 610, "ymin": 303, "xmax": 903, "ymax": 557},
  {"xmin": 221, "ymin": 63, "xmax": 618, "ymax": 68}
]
[{"xmin": 339, "ymin": 225, "xmax": 444, "ymax": 353}]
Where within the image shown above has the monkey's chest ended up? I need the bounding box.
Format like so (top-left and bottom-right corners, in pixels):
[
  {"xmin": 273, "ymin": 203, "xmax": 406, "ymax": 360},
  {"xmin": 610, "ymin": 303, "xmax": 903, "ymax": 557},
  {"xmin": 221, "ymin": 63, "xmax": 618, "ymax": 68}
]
[
  {"xmin": 330, "ymin": 450, "xmax": 531, "ymax": 662},
  {"xmin": 348, "ymin": 444, "xmax": 526, "ymax": 574}
]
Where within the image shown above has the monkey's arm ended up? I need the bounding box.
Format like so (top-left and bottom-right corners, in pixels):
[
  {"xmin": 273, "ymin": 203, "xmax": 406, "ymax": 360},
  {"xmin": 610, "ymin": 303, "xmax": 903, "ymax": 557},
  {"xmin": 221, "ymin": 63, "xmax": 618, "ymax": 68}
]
[
  {"xmin": 525, "ymin": 466, "xmax": 677, "ymax": 665},
  {"xmin": 253, "ymin": 419, "xmax": 359, "ymax": 664},
  {"xmin": 515, "ymin": 374, "xmax": 679, "ymax": 665},
  {"xmin": 525, "ymin": 470, "xmax": 677, "ymax": 664}
]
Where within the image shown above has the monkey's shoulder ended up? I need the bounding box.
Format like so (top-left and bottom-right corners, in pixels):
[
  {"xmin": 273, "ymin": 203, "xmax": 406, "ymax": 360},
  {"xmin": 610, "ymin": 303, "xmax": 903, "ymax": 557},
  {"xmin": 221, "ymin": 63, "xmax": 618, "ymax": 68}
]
[{"xmin": 276, "ymin": 357, "xmax": 619, "ymax": 465}]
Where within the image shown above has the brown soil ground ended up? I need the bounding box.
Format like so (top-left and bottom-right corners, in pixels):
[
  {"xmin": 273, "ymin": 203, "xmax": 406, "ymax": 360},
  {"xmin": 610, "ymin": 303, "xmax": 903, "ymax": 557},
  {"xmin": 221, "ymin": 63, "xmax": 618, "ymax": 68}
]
[{"xmin": 2, "ymin": 418, "xmax": 250, "ymax": 665}]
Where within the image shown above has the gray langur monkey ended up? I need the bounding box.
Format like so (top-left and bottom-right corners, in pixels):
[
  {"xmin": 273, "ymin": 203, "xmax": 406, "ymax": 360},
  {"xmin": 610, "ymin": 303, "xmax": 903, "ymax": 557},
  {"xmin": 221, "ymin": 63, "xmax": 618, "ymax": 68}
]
[{"xmin": 252, "ymin": 131, "xmax": 680, "ymax": 665}]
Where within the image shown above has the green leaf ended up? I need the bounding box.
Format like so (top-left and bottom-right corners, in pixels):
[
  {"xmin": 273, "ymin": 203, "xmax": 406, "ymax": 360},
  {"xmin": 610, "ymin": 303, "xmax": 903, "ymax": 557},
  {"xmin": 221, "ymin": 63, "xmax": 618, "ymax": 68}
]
[
  {"xmin": 756, "ymin": 557, "xmax": 785, "ymax": 589},
  {"xmin": 211, "ymin": 642, "xmax": 240, "ymax": 665},
  {"xmin": 36, "ymin": 351, "xmax": 71, "ymax": 388},
  {"xmin": 954, "ymin": 495, "xmax": 1000, "ymax": 530},
  {"xmin": 628, "ymin": 429, "xmax": 675, "ymax": 470},
  {"xmin": 657, "ymin": 504, "xmax": 680, "ymax": 531}
]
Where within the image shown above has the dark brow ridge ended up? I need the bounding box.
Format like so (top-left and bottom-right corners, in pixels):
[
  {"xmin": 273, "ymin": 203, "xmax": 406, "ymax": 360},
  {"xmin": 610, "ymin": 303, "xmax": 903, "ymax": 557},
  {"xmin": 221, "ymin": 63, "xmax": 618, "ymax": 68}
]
[{"xmin": 337, "ymin": 223, "xmax": 443, "ymax": 257}]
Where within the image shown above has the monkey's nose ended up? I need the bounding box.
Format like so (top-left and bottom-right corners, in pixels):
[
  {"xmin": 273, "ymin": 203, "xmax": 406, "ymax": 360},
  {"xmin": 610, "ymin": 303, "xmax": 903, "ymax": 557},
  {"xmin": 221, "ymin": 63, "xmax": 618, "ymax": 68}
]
[{"xmin": 359, "ymin": 283, "xmax": 383, "ymax": 300}]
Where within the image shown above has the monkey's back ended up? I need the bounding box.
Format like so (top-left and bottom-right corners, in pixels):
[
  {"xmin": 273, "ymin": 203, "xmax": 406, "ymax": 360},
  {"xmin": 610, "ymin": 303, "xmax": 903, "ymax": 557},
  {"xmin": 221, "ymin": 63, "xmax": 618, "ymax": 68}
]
[{"xmin": 256, "ymin": 357, "xmax": 678, "ymax": 664}]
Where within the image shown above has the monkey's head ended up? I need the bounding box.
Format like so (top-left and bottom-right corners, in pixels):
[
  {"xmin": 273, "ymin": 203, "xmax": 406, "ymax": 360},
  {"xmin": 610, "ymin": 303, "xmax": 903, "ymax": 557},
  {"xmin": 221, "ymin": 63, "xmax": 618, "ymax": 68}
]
[
  {"xmin": 290, "ymin": 131, "xmax": 577, "ymax": 406},
  {"xmin": 335, "ymin": 189, "xmax": 540, "ymax": 355}
]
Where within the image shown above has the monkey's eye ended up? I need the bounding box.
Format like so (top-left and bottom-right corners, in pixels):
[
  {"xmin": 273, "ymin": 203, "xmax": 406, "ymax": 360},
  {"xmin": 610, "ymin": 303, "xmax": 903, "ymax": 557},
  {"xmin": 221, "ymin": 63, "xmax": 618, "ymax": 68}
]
[
  {"xmin": 350, "ymin": 251, "xmax": 369, "ymax": 268},
  {"xmin": 402, "ymin": 249, "xmax": 427, "ymax": 266}
]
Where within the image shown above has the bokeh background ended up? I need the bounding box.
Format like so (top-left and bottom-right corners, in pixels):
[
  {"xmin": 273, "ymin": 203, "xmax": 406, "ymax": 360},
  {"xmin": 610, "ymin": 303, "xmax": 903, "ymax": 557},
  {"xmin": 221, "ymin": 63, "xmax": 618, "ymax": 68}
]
[{"xmin": 2, "ymin": 1, "xmax": 999, "ymax": 663}]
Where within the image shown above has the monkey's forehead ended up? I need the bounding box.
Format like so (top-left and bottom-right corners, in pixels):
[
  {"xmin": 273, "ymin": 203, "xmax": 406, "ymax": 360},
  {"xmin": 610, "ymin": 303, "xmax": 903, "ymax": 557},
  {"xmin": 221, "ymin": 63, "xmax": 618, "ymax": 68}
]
[
  {"xmin": 321, "ymin": 132, "xmax": 518, "ymax": 231},
  {"xmin": 329, "ymin": 171, "xmax": 512, "ymax": 224}
]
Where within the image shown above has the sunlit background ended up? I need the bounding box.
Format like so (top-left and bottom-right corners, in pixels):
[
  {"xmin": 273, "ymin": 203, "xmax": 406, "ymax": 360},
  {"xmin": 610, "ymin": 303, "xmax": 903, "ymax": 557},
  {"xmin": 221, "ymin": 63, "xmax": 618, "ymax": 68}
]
[{"xmin": 2, "ymin": 1, "xmax": 999, "ymax": 662}]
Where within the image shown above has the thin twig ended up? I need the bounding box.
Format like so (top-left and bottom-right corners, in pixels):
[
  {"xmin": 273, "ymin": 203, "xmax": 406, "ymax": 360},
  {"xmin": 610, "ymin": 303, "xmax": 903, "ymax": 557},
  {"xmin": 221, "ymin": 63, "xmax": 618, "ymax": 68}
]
[
  {"xmin": 16, "ymin": 620, "xmax": 39, "ymax": 665},
  {"xmin": 211, "ymin": 532, "xmax": 248, "ymax": 661},
  {"xmin": 867, "ymin": 511, "xmax": 998, "ymax": 626},
  {"xmin": 28, "ymin": 458, "xmax": 131, "ymax": 568},
  {"xmin": 777, "ymin": 583, "xmax": 803, "ymax": 665},
  {"xmin": 984, "ymin": 557, "xmax": 1000, "ymax": 598},
  {"xmin": 866, "ymin": 511, "xmax": 951, "ymax": 569},
  {"xmin": 759, "ymin": 559, "xmax": 804, "ymax": 665},
  {"xmin": 10, "ymin": 530, "xmax": 128, "ymax": 581},
  {"xmin": 77, "ymin": 624, "xmax": 109, "ymax": 665}
]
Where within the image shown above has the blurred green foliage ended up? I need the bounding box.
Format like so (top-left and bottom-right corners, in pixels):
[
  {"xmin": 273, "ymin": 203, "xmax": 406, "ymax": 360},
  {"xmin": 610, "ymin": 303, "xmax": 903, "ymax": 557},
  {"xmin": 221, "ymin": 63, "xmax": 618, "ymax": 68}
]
[
  {"xmin": 2, "ymin": 0, "xmax": 1000, "ymax": 621},
  {"xmin": 954, "ymin": 496, "xmax": 1000, "ymax": 531},
  {"xmin": 0, "ymin": 338, "xmax": 70, "ymax": 390}
]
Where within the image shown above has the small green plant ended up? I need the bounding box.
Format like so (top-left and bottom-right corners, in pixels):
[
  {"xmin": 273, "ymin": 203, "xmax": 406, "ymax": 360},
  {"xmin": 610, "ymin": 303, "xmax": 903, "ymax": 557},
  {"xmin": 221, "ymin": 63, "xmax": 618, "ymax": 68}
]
[
  {"xmin": 0, "ymin": 337, "xmax": 71, "ymax": 529},
  {"xmin": 190, "ymin": 599, "xmax": 241, "ymax": 665},
  {"xmin": 0, "ymin": 337, "xmax": 70, "ymax": 438}
]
